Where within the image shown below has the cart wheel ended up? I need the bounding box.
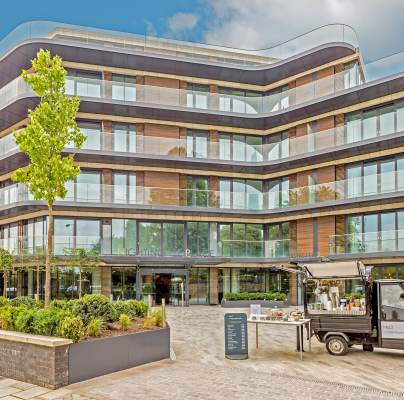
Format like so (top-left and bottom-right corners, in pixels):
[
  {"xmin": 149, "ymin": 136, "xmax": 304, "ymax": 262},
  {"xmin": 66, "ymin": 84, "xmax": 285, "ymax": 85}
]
[
  {"xmin": 363, "ymin": 344, "xmax": 374, "ymax": 352},
  {"xmin": 325, "ymin": 336, "xmax": 348, "ymax": 356}
]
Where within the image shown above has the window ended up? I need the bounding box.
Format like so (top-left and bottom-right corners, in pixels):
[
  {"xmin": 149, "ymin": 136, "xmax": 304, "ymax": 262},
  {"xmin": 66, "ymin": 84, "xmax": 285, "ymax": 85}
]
[
  {"xmin": 219, "ymin": 88, "xmax": 262, "ymax": 114},
  {"xmin": 65, "ymin": 171, "xmax": 101, "ymax": 202},
  {"xmin": 112, "ymin": 123, "xmax": 136, "ymax": 153},
  {"xmin": 138, "ymin": 222, "xmax": 161, "ymax": 256},
  {"xmin": 267, "ymin": 178, "xmax": 289, "ymax": 209},
  {"xmin": 111, "ymin": 219, "xmax": 136, "ymax": 255},
  {"xmin": 265, "ymin": 85, "xmax": 289, "ymax": 112},
  {"xmin": 163, "ymin": 223, "xmax": 184, "ymax": 256},
  {"xmin": 186, "ymin": 84, "xmax": 209, "ymax": 109},
  {"xmin": 78, "ymin": 122, "xmax": 101, "ymax": 150},
  {"xmin": 186, "ymin": 130, "xmax": 208, "ymax": 159},
  {"xmin": 219, "ymin": 134, "xmax": 263, "ymax": 162},
  {"xmin": 217, "ymin": 223, "xmax": 264, "ymax": 257},
  {"xmin": 111, "ymin": 74, "xmax": 136, "ymax": 102},
  {"xmin": 187, "ymin": 222, "xmax": 209, "ymax": 256},
  {"xmin": 268, "ymin": 222, "xmax": 289, "ymax": 257},
  {"xmin": 112, "ymin": 268, "xmax": 137, "ymax": 300},
  {"xmin": 380, "ymin": 282, "xmax": 404, "ymax": 321},
  {"xmin": 186, "ymin": 176, "xmax": 209, "ymax": 207},
  {"xmin": 54, "ymin": 218, "xmax": 74, "ymax": 255},
  {"xmin": 343, "ymin": 62, "xmax": 360, "ymax": 89},
  {"xmin": 113, "ymin": 172, "xmax": 136, "ymax": 204},
  {"xmin": 266, "ymin": 131, "xmax": 289, "ymax": 161},
  {"xmin": 66, "ymin": 70, "xmax": 101, "ymax": 97},
  {"xmin": 219, "ymin": 179, "xmax": 263, "ymax": 210},
  {"xmin": 189, "ymin": 268, "xmax": 209, "ymax": 305}
]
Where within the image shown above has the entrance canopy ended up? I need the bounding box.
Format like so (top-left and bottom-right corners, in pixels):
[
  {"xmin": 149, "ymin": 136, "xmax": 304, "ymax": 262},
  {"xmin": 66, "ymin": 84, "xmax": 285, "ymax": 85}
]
[{"xmin": 301, "ymin": 261, "xmax": 366, "ymax": 279}]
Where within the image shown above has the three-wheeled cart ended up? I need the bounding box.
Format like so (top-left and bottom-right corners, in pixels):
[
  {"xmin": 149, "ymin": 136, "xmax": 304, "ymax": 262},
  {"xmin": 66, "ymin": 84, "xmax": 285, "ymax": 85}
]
[{"xmin": 299, "ymin": 261, "xmax": 404, "ymax": 356}]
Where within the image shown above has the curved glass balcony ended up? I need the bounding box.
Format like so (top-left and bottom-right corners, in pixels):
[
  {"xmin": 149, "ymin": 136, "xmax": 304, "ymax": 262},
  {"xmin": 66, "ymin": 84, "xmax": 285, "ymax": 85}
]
[
  {"xmin": 330, "ymin": 230, "xmax": 404, "ymax": 255},
  {"xmin": 0, "ymin": 64, "xmax": 361, "ymax": 116},
  {"xmin": 0, "ymin": 21, "xmax": 359, "ymax": 66},
  {"xmin": 1, "ymin": 171, "xmax": 403, "ymax": 211}
]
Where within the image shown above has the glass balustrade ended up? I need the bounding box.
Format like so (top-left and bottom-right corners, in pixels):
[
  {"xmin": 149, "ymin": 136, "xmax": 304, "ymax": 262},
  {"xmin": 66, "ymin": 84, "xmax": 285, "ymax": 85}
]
[
  {"xmin": 1, "ymin": 171, "xmax": 403, "ymax": 211},
  {"xmin": 330, "ymin": 229, "xmax": 404, "ymax": 255},
  {"xmin": 0, "ymin": 21, "xmax": 359, "ymax": 67},
  {"xmin": 2, "ymin": 235, "xmax": 291, "ymax": 259}
]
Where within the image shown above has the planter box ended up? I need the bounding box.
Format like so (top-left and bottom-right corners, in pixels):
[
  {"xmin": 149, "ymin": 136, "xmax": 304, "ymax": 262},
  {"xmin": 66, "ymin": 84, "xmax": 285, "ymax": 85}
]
[
  {"xmin": 0, "ymin": 327, "xmax": 170, "ymax": 389},
  {"xmin": 221, "ymin": 299, "xmax": 288, "ymax": 308}
]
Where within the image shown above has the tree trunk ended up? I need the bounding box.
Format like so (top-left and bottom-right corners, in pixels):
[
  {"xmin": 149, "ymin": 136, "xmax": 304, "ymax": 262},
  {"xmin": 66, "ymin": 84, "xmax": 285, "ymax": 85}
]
[
  {"xmin": 45, "ymin": 205, "xmax": 54, "ymax": 307},
  {"xmin": 36, "ymin": 263, "xmax": 40, "ymax": 300},
  {"xmin": 79, "ymin": 267, "xmax": 82, "ymax": 298},
  {"xmin": 3, "ymin": 272, "xmax": 7, "ymax": 298}
]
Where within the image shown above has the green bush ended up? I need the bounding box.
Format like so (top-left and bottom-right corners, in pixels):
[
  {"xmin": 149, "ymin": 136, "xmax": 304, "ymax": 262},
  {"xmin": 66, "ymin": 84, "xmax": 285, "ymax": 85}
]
[
  {"xmin": 341, "ymin": 291, "xmax": 364, "ymax": 300},
  {"xmin": 10, "ymin": 296, "xmax": 36, "ymax": 308},
  {"xmin": 87, "ymin": 317, "xmax": 105, "ymax": 337},
  {"xmin": 223, "ymin": 292, "xmax": 288, "ymax": 301},
  {"xmin": 114, "ymin": 300, "xmax": 148, "ymax": 319},
  {"xmin": 0, "ymin": 296, "xmax": 9, "ymax": 308},
  {"xmin": 143, "ymin": 309, "xmax": 163, "ymax": 329},
  {"xmin": 50, "ymin": 299, "xmax": 77, "ymax": 312},
  {"xmin": 14, "ymin": 308, "xmax": 36, "ymax": 333},
  {"xmin": 118, "ymin": 313, "xmax": 130, "ymax": 331},
  {"xmin": 0, "ymin": 306, "xmax": 13, "ymax": 330},
  {"xmin": 32, "ymin": 309, "xmax": 68, "ymax": 336},
  {"xmin": 72, "ymin": 294, "xmax": 116, "ymax": 325},
  {"xmin": 58, "ymin": 316, "xmax": 84, "ymax": 343}
]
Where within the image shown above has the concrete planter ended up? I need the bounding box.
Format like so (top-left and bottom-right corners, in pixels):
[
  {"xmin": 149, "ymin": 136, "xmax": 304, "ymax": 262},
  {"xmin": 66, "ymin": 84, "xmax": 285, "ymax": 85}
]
[
  {"xmin": 221, "ymin": 299, "xmax": 288, "ymax": 308},
  {"xmin": 0, "ymin": 327, "xmax": 170, "ymax": 389}
]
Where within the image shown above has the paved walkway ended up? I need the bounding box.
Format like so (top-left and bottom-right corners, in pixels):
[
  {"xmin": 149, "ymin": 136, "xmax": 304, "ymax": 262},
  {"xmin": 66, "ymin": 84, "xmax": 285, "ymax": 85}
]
[{"xmin": 2, "ymin": 306, "xmax": 404, "ymax": 399}]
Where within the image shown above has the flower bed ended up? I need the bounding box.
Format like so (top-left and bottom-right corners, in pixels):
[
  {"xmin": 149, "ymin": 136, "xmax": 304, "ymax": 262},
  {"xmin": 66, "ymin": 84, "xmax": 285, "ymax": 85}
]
[
  {"xmin": 0, "ymin": 295, "xmax": 170, "ymax": 387},
  {"xmin": 0, "ymin": 295, "xmax": 161, "ymax": 342}
]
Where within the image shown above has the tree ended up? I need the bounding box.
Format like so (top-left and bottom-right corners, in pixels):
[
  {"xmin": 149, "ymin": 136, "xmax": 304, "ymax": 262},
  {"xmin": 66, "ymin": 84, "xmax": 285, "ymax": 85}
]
[
  {"xmin": 63, "ymin": 247, "xmax": 100, "ymax": 298},
  {"xmin": 12, "ymin": 49, "xmax": 85, "ymax": 307},
  {"xmin": 0, "ymin": 249, "xmax": 14, "ymax": 298}
]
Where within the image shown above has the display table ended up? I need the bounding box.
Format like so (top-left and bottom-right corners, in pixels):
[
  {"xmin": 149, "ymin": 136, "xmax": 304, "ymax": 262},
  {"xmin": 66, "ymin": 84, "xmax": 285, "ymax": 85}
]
[{"xmin": 247, "ymin": 318, "xmax": 311, "ymax": 360}]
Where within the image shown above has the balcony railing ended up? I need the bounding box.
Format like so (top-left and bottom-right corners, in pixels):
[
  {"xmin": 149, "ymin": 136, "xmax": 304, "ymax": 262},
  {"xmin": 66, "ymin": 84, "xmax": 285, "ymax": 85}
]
[
  {"xmin": 0, "ymin": 64, "xmax": 361, "ymax": 116},
  {"xmin": 0, "ymin": 21, "xmax": 359, "ymax": 66},
  {"xmin": 1, "ymin": 172, "xmax": 403, "ymax": 211},
  {"xmin": 2, "ymin": 235, "xmax": 290, "ymax": 259},
  {"xmin": 330, "ymin": 230, "xmax": 404, "ymax": 255}
]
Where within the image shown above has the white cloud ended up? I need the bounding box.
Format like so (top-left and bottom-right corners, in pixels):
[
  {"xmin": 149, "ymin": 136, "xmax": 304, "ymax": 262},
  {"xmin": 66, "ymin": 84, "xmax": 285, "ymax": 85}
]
[
  {"xmin": 167, "ymin": 12, "xmax": 199, "ymax": 35},
  {"xmin": 202, "ymin": 0, "xmax": 404, "ymax": 61}
]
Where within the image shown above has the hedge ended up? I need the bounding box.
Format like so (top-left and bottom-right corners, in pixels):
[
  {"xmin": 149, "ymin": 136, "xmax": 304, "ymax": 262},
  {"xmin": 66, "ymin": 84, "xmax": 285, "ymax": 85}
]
[{"xmin": 223, "ymin": 292, "xmax": 288, "ymax": 301}]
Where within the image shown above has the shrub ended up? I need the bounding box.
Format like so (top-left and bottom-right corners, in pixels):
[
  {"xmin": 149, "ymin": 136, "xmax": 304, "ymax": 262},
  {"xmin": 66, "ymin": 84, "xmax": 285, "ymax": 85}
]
[
  {"xmin": 58, "ymin": 316, "xmax": 84, "ymax": 343},
  {"xmin": 32, "ymin": 309, "xmax": 68, "ymax": 336},
  {"xmin": 14, "ymin": 308, "xmax": 36, "ymax": 333},
  {"xmin": 118, "ymin": 313, "xmax": 130, "ymax": 331},
  {"xmin": 50, "ymin": 299, "xmax": 76, "ymax": 312},
  {"xmin": 10, "ymin": 296, "xmax": 36, "ymax": 308},
  {"xmin": 72, "ymin": 294, "xmax": 116, "ymax": 325},
  {"xmin": 223, "ymin": 292, "xmax": 288, "ymax": 302},
  {"xmin": 143, "ymin": 309, "xmax": 163, "ymax": 329},
  {"xmin": 0, "ymin": 296, "xmax": 9, "ymax": 308},
  {"xmin": 114, "ymin": 300, "xmax": 148, "ymax": 319},
  {"xmin": 86, "ymin": 317, "xmax": 105, "ymax": 337},
  {"xmin": 0, "ymin": 306, "xmax": 13, "ymax": 330}
]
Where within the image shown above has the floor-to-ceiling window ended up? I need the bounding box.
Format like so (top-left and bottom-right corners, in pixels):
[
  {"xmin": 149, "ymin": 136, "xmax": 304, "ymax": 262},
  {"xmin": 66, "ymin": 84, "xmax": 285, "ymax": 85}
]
[
  {"xmin": 267, "ymin": 177, "xmax": 289, "ymax": 209},
  {"xmin": 189, "ymin": 268, "xmax": 209, "ymax": 305},
  {"xmin": 78, "ymin": 121, "xmax": 101, "ymax": 150},
  {"xmin": 219, "ymin": 179, "xmax": 263, "ymax": 210},
  {"xmin": 111, "ymin": 74, "xmax": 136, "ymax": 102},
  {"xmin": 219, "ymin": 134, "xmax": 263, "ymax": 162},
  {"xmin": 186, "ymin": 222, "xmax": 209, "ymax": 256},
  {"xmin": 186, "ymin": 176, "xmax": 209, "ymax": 207},
  {"xmin": 112, "ymin": 123, "xmax": 136, "ymax": 153},
  {"xmin": 186, "ymin": 130, "xmax": 208, "ymax": 159},
  {"xmin": 268, "ymin": 222, "xmax": 289, "ymax": 257},
  {"xmin": 111, "ymin": 219, "xmax": 136, "ymax": 255},
  {"xmin": 111, "ymin": 267, "xmax": 137, "ymax": 300},
  {"xmin": 113, "ymin": 172, "xmax": 136, "ymax": 204},
  {"xmin": 186, "ymin": 84, "xmax": 209, "ymax": 109}
]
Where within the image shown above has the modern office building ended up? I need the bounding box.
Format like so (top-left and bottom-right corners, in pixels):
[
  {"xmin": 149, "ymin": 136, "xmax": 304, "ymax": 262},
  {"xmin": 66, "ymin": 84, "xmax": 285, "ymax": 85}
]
[{"xmin": 0, "ymin": 22, "xmax": 403, "ymax": 305}]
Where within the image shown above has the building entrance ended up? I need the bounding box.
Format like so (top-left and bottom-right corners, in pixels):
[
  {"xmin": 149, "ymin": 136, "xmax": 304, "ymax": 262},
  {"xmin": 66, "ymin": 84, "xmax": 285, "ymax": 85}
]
[{"xmin": 138, "ymin": 268, "xmax": 188, "ymax": 306}]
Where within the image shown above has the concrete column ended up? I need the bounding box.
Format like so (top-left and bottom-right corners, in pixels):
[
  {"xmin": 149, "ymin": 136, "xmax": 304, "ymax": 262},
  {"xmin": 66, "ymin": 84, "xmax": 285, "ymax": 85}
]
[
  {"xmin": 209, "ymin": 267, "xmax": 218, "ymax": 305},
  {"xmin": 101, "ymin": 266, "xmax": 112, "ymax": 299}
]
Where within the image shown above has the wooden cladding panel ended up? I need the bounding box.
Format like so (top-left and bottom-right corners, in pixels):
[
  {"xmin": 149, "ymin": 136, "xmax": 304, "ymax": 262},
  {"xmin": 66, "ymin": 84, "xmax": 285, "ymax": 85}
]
[
  {"xmin": 315, "ymin": 116, "xmax": 335, "ymax": 150},
  {"xmin": 143, "ymin": 123, "xmax": 182, "ymax": 157},
  {"xmin": 297, "ymin": 219, "xmax": 314, "ymax": 257},
  {"xmin": 143, "ymin": 76, "xmax": 180, "ymax": 89},
  {"xmin": 317, "ymin": 216, "xmax": 336, "ymax": 256},
  {"xmin": 143, "ymin": 171, "xmax": 180, "ymax": 206},
  {"xmin": 289, "ymin": 220, "xmax": 297, "ymax": 255},
  {"xmin": 317, "ymin": 166, "xmax": 335, "ymax": 184},
  {"xmin": 142, "ymin": 76, "xmax": 180, "ymax": 106}
]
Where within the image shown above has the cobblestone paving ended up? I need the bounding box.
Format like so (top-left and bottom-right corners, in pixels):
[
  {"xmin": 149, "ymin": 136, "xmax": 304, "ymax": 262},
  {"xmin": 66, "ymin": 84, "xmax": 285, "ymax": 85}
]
[
  {"xmin": 1, "ymin": 306, "xmax": 404, "ymax": 399},
  {"xmin": 66, "ymin": 306, "xmax": 404, "ymax": 400}
]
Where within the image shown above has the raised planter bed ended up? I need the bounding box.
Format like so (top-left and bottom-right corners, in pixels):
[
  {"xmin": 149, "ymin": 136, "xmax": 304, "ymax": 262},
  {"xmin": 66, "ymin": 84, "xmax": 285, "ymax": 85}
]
[
  {"xmin": 221, "ymin": 299, "xmax": 289, "ymax": 308},
  {"xmin": 0, "ymin": 327, "xmax": 170, "ymax": 388}
]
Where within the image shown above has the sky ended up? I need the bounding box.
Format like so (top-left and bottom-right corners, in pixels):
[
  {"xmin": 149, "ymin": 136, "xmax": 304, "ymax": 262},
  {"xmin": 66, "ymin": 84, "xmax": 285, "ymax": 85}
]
[{"xmin": 1, "ymin": 0, "xmax": 403, "ymax": 62}]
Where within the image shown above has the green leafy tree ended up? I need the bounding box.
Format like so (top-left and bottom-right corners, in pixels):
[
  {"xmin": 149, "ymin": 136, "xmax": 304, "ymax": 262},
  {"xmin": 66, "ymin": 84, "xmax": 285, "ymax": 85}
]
[
  {"xmin": 0, "ymin": 249, "xmax": 14, "ymax": 298},
  {"xmin": 12, "ymin": 49, "xmax": 85, "ymax": 307}
]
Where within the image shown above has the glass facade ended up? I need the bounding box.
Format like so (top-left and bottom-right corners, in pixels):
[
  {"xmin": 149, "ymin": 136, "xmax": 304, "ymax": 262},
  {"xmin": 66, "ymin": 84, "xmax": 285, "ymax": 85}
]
[
  {"xmin": 111, "ymin": 74, "xmax": 136, "ymax": 102},
  {"xmin": 218, "ymin": 268, "xmax": 290, "ymax": 302},
  {"xmin": 268, "ymin": 222, "xmax": 290, "ymax": 257},
  {"xmin": 78, "ymin": 121, "xmax": 101, "ymax": 150},
  {"xmin": 186, "ymin": 84, "xmax": 209, "ymax": 109},
  {"xmin": 189, "ymin": 268, "xmax": 209, "ymax": 305},
  {"xmin": 186, "ymin": 130, "xmax": 208, "ymax": 159},
  {"xmin": 219, "ymin": 179, "xmax": 263, "ymax": 210},
  {"xmin": 111, "ymin": 267, "xmax": 137, "ymax": 300},
  {"xmin": 219, "ymin": 134, "xmax": 263, "ymax": 162},
  {"xmin": 112, "ymin": 123, "xmax": 136, "ymax": 153},
  {"xmin": 186, "ymin": 176, "xmax": 209, "ymax": 207}
]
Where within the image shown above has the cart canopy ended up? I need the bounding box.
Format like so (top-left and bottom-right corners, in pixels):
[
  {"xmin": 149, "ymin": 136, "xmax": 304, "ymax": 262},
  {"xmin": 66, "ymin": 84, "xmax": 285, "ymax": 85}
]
[{"xmin": 301, "ymin": 261, "xmax": 365, "ymax": 279}]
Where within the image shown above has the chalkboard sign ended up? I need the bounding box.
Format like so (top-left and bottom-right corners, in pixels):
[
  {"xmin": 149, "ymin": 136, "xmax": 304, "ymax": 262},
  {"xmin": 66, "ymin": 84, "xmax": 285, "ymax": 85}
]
[{"xmin": 224, "ymin": 313, "xmax": 248, "ymax": 360}]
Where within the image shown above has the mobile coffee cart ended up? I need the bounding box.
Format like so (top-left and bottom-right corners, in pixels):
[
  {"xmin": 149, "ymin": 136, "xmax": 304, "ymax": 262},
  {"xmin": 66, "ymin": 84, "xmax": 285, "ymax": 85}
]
[{"xmin": 300, "ymin": 261, "xmax": 404, "ymax": 356}]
